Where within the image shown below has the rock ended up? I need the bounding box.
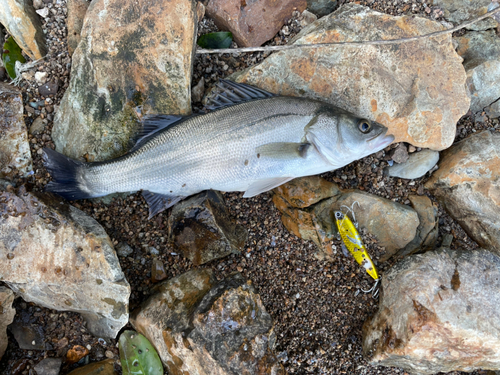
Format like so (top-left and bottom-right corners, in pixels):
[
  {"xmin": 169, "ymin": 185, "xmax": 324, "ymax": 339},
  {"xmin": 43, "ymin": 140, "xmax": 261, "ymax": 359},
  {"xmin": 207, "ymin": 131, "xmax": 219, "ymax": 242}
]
[
  {"xmin": 29, "ymin": 117, "xmax": 46, "ymax": 135},
  {"xmin": 34, "ymin": 357, "xmax": 63, "ymax": 375},
  {"xmin": 455, "ymin": 30, "xmax": 500, "ymax": 120},
  {"xmin": 9, "ymin": 307, "xmax": 45, "ymax": 350},
  {"xmin": 131, "ymin": 269, "xmax": 285, "ymax": 375},
  {"xmin": 0, "ymin": 287, "xmax": 15, "ymax": 360},
  {"xmin": 397, "ymin": 195, "xmax": 438, "ymax": 257},
  {"xmin": 0, "ymin": 185, "xmax": 131, "ymax": 338},
  {"xmin": 425, "ymin": 130, "xmax": 500, "ymax": 254},
  {"xmin": 52, "ymin": 0, "xmax": 197, "ymax": 162},
  {"xmin": 206, "ymin": 0, "xmax": 307, "ymax": 47},
  {"xmin": 0, "ymin": 83, "xmax": 33, "ymax": 180},
  {"xmin": 363, "ymin": 248, "xmax": 500, "ymax": 374},
  {"xmin": 273, "ymin": 177, "xmax": 420, "ymax": 261},
  {"xmin": 389, "ymin": 143, "xmax": 409, "ymax": 164},
  {"xmin": 0, "ymin": 0, "xmax": 47, "ymax": 59},
  {"xmin": 196, "ymin": 1, "xmax": 205, "ymax": 23},
  {"xmin": 38, "ymin": 81, "xmax": 59, "ymax": 97},
  {"xmin": 299, "ymin": 9, "xmax": 318, "ymax": 27},
  {"xmin": 35, "ymin": 71, "xmax": 48, "ymax": 85},
  {"xmin": 35, "ymin": 7, "xmax": 49, "ymax": 18},
  {"xmin": 385, "ymin": 149, "xmax": 440, "ymax": 179},
  {"xmin": 191, "ymin": 76, "xmax": 205, "ymax": 103},
  {"xmin": 115, "ymin": 242, "xmax": 133, "ymax": 257},
  {"xmin": 232, "ymin": 4, "xmax": 469, "ymax": 151},
  {"xmin": 151, "ymin": 259, "xmax": 167, "ymax": 283},
  {"xmin": 430, "ymin": 0, "xmax": 498, "ymax": 31},
  {"xmin": 67, "ymin": 345, "xmax": 90, "ymax": 365},
  {"xmin": 168, "ymin": 190, "xmax": 247, "ymax": 265},
  {"xmin": 67, "ymin": 0, "xmax": 90, "ymax": 56},
  {"xmin": 67, "ymin": 359, "xmax": 117, "ymax": 375},
  {"xmin": 306, "ymin": 0, "xmax": 336, "ymax": 17}
]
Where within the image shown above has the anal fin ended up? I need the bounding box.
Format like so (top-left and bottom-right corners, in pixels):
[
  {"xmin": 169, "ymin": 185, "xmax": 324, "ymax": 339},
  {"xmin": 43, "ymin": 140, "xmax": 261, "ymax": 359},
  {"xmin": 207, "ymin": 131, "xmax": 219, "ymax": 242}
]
[
  {"xmin": 142, "ymin": 190, "xmax": 183, "ymax": 219},
  {"xmin": 243, "ymin": 177, "xmax": 294, "ymax": 198}
]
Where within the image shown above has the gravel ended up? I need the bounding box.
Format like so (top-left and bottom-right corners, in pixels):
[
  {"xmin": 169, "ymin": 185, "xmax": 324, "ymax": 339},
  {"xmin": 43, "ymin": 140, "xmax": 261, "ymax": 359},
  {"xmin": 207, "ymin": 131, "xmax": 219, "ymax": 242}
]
[{"xmin": 1, "ymin": 0, "xmax": 500, "ymax": 374}]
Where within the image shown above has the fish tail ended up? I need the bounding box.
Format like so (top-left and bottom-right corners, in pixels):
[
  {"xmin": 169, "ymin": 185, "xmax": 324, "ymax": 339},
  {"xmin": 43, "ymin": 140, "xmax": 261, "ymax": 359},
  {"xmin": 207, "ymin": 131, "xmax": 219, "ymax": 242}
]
[{"xmin": 42, "ymin": 148, "xmax": 94, "ymax": 200}]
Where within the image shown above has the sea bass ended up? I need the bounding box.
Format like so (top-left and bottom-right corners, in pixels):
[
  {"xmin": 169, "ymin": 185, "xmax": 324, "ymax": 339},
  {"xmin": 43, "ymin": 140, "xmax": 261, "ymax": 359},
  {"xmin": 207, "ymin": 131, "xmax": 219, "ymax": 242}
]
[{"xmin": 43, "ymin": 80, "xmax": 394, "ymax": 218}]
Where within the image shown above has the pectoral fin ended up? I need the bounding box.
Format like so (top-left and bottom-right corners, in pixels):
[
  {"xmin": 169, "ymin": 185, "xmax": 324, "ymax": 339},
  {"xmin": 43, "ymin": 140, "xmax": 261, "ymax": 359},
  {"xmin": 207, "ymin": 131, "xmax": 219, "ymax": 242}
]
[
  {"xmin": 243, "ymin": 177, "xmax": 294, "ymax": 198},
  {"xmin": 255, "ymin": 143, "xmax": 310, "ymax": 160},
  {"xmin": 142, "ymin": 190, "xmax": 184, "ymax": 219}
]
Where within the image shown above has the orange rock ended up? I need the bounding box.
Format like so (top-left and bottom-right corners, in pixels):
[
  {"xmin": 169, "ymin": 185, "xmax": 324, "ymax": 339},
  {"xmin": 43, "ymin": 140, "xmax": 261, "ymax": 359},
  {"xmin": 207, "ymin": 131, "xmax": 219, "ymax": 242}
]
[
  {"xmin": 67, "ymin": 345, "xmax": 90, "ymax": 365},
  {"xmin": 273, "ymin": 175, "xmax": 340, "ymax": 208},
  {"xmin": 67, "ymin": 359, "xmax": 116, "ymax": 375}
]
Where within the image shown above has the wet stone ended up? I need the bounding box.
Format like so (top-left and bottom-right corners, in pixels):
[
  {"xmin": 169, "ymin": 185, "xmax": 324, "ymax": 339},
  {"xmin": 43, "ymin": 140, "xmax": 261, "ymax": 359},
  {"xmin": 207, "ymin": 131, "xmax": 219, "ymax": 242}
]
[
  {"xmin": 168, "ymin": 190, "xmax": 248, "ymax": 265},
  {"xmin": 67, "ymin": 345, "xmax": 90, "ymax": 365},
  {"xmin": 9, "ymin": 309, "xmax": 46, "ymax": 350},
  {"xmin": 33, "ymin": 357, "xmax": 63, "ymax": 375},
  {"xmin": 66, "ymin": 358, "xmax": 116, "ymax": 374}
]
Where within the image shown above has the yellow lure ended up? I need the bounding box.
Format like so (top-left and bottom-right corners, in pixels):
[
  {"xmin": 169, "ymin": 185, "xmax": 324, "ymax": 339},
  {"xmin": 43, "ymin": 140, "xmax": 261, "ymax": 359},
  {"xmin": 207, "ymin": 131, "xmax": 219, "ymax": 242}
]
[{"xmin": 334, "ymin": 211, "xmax": 379, "ymax": 281}]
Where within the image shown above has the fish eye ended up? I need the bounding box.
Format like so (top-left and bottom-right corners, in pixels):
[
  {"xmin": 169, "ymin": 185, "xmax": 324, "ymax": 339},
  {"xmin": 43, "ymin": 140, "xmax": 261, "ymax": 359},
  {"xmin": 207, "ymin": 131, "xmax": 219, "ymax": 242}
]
[{"xmin": 358, "ymin": 120, "xmax": 372, "ymax": 133}]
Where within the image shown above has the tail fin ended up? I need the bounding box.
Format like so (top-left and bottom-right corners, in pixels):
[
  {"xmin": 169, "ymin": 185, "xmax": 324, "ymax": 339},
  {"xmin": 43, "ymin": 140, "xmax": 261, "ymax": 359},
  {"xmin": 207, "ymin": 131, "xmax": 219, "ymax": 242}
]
[{"xmin": 42, "ymin": 148, "xmax": 93, "ymax": 200}]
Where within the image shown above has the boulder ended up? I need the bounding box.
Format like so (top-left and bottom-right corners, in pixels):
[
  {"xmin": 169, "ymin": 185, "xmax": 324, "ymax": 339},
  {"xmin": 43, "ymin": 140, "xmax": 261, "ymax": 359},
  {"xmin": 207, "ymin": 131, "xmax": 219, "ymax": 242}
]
[
  {"xmin": 0, "ymin": 83, "xmax": 33, "ymax": 180},
  {"xmin": 231, "ymin": 4, "xmax": 470, "ymax": 151},
  {"xmin": 52, "ymin": 0, "xmax": 197, "ymax": 161},
  {"xmin": 67, "ymin": 0, "xmax": 90, "ymax": 56},
  {"xmin": 131, "ymin": 269, "xmax": 284, "ymax": 375},
  {"xmin": 363, "ymin": 248, "xmax": 500, "ymax": 374},
  {"xmin": 455, "ymin": 30, "xmax": 500, "ymax": 120},
  {"xmin": 168, "ymin": 191, "xmax": 247, "ymax": 265},
  {"xmin": 429, "ymin": 0, "xmax": 498, "ymax": 31},
  {"xmin": 206, "ymin": 0, "xmax": 307, "ymax": 48},
  {"xmin": 0, "ymin": 185, "xmax": 130, "ymax": 338},
  {"xmin": 0, "ymin": 0, "xmax": 47, "ymax": 59},
  {"xmin": 425, "ymin": 131, "xmax": 500, "ymax": 254},
  {"xmin": 385, "ymin": 149, "xmax": 440, "ymax": 179},
  {"xmin": 0, "ymin": 287, "xmax": 15, "ymax": 360}
]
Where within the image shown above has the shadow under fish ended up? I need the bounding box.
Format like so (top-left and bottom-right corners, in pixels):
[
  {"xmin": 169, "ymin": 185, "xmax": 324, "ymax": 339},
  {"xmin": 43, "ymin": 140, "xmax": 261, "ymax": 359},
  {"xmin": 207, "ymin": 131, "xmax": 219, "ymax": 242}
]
[{"xmin": 43, "ymin": 80, "xmax": 395, "ymax": 219}]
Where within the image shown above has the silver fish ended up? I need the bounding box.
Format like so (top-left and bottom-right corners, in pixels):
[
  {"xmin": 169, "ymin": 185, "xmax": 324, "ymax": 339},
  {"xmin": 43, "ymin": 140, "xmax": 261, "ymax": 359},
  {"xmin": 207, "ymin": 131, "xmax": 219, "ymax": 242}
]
[{"xmin": 43, "ymin": 80, "xmax": 394, "ymax": 218}]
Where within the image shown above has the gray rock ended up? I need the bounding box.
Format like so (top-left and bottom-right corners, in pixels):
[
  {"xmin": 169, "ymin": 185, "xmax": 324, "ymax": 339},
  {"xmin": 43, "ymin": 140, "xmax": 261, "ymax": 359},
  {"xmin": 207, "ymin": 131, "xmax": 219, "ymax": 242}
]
[
  {"xmin": 52, "ymin": 0, "xmax": 197, "ymax": 162},
  {"xmin": 0, "ymin": 287, "xmax": 15, "ymax": 360},
  {"xmin": 425, "ymin": 131, "xmax": 500, "ymax": 255},
  {"xmin": 455, "ymin": 30, "xmax": 500, "ymax": 119},
  {"xmin": 168, "ymin": 190, "xmax": 247, "ymax": 265},
  {"xmin": 115, "ymin": 242, "xmax": 134, "ymax": 257},
  {"xmin": 307, "ymin": 0, "xmax": 337, "ymax": 17},
  {"xmin": 0, "ymin": 0, "xmax": 47, "ymax": 59},
  {"xmin": 386, "ymin": 149, "xmax": 440, "ymax": 179},
  {"xmin": 390, "ymin": 143, "xmax": 409, "ymax": 164},
  {"xmin": 67, "ymin": 0, "xmax": 90, "ymax": 56},
  {"xmin": 429, "ymin": 0, "xmax": 498, "ymax": 30},
  {"xmin": 363, "ymin": 248, "xmax": 500, "ymax": 374},
  {"xmin": 0, "ymin": 186, "xmax": 130, "ymax": 338},
  {"xmin": 29, "ymin": 116, "xmax": 46, "ymax": 135},
  {"xmin": 34, "ymin": 358, "xmax": 63, "ymax": 375},
  {"xmin": 130, "ymin": 269, "xmax": 285, "ymax": 375},
  {"xmin": 38, "ymin": 81, "xmax": 59, "ymax": 97},
  {"xmin": 191, "ymin": 77, "xmax": 205, "ymax": 103},
  {"xmin": 232, "ymin": 4, "xmax": 469, "ymax": 151},
  {"xmin": 0, "ymin": 83, "xmax": 33, "ymax": 179},
  {"xmin": 9, "ymin": 308, "xmax": 45, "ymax": 350}
]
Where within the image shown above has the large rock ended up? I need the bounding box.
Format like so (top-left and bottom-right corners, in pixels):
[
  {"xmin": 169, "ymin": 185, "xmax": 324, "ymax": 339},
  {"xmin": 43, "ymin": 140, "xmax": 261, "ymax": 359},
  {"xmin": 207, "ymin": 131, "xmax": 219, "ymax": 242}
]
[
  {"xmin": 0, "ymin": 185, "xmax": 130, "ymax": 338},
  {"xmin": 0, "ymin": 83, "xmax": 33, "ymax": 180},
  {"xmin": 273, "ymin": 176, "xmax": 421, "ymax": 261},
  {"xmin": 52, "ymin": 0, "xmax": 197, "ymax": 161},
  {"xmin": 66, "ymin": 0, "xmax": 90, "ymax": 56},
  {"xmin": 425, "ymin": 131, "xmax": 500, "ymax": 254},
  {"xmin": 429, "ymin": 0, "xmax": 498, "ymax": 31},
  {"xmin": 131, "ymin": 269, "xmax": 285, "ymax": 375},
  {"xmin": 168, "ymin": 191, "xmax": 247, "ymax": 265},
  {"xmin": 0, "ymin": 287, "xmax": 15, "ymax": 360},
  {"xmin": 232, "ymin": 4, "xmax": 470, "ymax": 151},
  {"xmin": 363, "ymin": 248, "xmax": 500, "ymax": 374},
  {"xmin": 455, "ymin": 30, "xmax": 500, "ymax": 120},
  {"xmin": 206, "ymin": 0, "xmax": 307, "ymax": 48},
  {"xmin": 0, "ymin": 0, "xmax": 47, "ymax": 59}
]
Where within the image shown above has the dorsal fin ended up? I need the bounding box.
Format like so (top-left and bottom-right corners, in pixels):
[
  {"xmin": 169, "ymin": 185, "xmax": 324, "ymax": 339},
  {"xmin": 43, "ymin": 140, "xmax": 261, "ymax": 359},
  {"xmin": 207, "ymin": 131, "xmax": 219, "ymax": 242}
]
[
  {"xmin": 204, "ymin": 79, "xmax": 276, "ymax": 110},
  {"xmin": 130, "ymin": 114, "xmax": 184, "ymax": 153}
]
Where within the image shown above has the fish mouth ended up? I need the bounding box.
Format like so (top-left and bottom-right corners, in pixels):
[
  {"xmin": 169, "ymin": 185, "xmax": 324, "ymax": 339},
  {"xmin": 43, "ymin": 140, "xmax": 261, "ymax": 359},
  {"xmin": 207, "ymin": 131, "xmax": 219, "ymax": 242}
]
[{"xmin": 368, "ymin": 129, "xmax": 395, "ymax": 150}]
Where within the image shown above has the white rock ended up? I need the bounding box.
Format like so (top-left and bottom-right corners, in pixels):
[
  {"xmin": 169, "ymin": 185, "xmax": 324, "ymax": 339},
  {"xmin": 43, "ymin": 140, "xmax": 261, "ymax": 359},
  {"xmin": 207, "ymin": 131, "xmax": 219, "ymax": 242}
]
[
  {"xmin": 386, "ymin": 149, "xmax": 440, "ymax": 179},
  {"xmin": 35, "ymin": 7, "xmax": 49, "ymax": 18},
  {"xmin": 35, "ymin": 71, "xmax": 48, "ymax": 84}
]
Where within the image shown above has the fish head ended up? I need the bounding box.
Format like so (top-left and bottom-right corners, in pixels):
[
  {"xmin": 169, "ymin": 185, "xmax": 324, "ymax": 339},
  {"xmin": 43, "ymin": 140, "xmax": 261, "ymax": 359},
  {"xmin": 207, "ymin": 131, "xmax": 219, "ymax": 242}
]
[{"xmin": 306, "ymin": 109, "xmax": 395, "ymax": 168}]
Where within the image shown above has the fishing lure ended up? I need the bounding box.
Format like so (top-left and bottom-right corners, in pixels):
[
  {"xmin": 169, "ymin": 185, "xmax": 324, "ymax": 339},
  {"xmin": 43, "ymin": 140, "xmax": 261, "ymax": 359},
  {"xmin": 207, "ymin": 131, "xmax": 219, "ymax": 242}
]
[{"xmin": 334, "ymin": 208, "xmax": 379, "ymax": 296}]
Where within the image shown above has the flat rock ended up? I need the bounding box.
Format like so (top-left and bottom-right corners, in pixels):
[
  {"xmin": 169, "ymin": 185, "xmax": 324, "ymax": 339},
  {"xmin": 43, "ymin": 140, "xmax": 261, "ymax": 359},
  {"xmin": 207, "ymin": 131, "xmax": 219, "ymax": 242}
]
[
  {"xmin": 67, "ymin": 359, "xmax": 117, "ymax": 375},
  {"xmin": 0, "ymin": 0, "xmax": 47, "ymax": 59},
  {"xmin": 131, "ymin": 270, "xmax": 284, "ymax": 375},
  {"xmin": 429, "ymin": 0, "xmax": 498, "ymax": 31},
  {"xmin": 363, "ymin": 248, "xmax": 500, "ymax": 374},
  {"xmin": 425, "ymin": 130, "xmax": 500, "ymax": 254},
  {"xmin": 9, "ymin": 308, "xmax": 45, "ymax": 350},
  {"xmin": 33, "ymin": 357, "xmax": 63, "ymax": 375},
  {"xmin": 0, "ymin": 83, "xmax": 33, "ymax": 180},
  {"xmin": 67, "ymin": 0, "xmax": 90, "ymax": 56},
  {"xmin": 232, "ymin": 4, "xmax": 470, "ymax": 150},
  {"xmin": 52, "ymin": 0, "xmax": 197, "ymax": 161},
  {"xmin": 455, "ymin": 30, "xmax": 500, "ymax": 119},
  {"xmin": 0, "ymin": 185, "xmax": 130, "ymax": 338},
  {"xmin": 206, "ymin": 0, "xmax": 306, "ymax": 47},
  {"xmin": 168, "ymin": 191, "xmax": 247, "ymax": 265},
  {"xmin": 273, "ymin": 175, "xmax": 341, "ymax": 208},
  {"xmin": 385, "ymin": 149, "xmax": 440, "ymax": 179},
  {"xmin": 0, "ymin": 286, "xmax": 15, "ymax": 360}
]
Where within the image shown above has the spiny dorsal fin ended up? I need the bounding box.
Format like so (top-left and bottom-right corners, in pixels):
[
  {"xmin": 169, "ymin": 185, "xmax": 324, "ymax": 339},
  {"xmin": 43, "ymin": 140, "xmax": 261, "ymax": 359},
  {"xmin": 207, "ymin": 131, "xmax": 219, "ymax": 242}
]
[
  {"xmin": 130, "ymin": 115, "xmax": 184, "ymax": 153},
  {"xmin": 204, "ymin": 79, "xmax": 276, "ymax": 110}
]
